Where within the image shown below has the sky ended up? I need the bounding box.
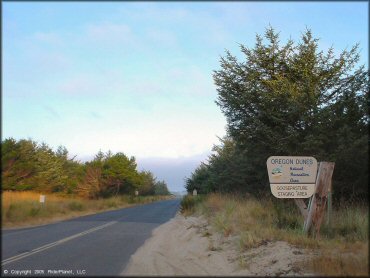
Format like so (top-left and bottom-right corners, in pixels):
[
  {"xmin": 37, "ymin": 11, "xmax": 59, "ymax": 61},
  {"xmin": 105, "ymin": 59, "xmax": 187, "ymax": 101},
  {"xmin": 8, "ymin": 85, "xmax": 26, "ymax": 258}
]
[{"xmin": 3, "ymin": 1, "xmax": 368, "ymax": 192}]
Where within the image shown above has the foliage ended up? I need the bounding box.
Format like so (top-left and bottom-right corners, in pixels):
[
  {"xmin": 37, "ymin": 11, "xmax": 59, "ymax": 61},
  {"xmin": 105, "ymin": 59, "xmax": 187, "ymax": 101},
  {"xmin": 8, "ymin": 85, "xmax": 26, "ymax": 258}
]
[
  {"xmin": 1, "ymin": 138, "xmax": 170, "ymax": 198},
  {"xmin": 180, "ymin": 195, "xmax": 204, "ymax": 215},
  {"xmin": 154, "ymin": 180, "xmax": 171, "ymax": 195},
  {"xmin": 2, "ymin": 138, "xmax": 83, "ymax": 193},
  {"xmin": 186, "ymin": 27, "xmax": 368, "ymax": 200}
]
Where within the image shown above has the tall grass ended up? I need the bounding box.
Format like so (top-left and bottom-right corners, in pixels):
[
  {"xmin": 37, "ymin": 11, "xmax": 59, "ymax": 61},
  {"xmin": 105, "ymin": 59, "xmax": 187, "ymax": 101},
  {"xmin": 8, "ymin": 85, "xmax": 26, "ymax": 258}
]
[
  {"xmin": 180, "ymin": 195, "xmax": 204, "ymax": 216},
  {"xmin": 2, "ymin": 191, "xmax": 172, "ymax": 228},
  {"xmin": 308, "ymin": 242, "xmax": 369, "ymax": 276},
  {"xmin": 182, "ymin": 193, "xmax": 369, "ymax": 276}
]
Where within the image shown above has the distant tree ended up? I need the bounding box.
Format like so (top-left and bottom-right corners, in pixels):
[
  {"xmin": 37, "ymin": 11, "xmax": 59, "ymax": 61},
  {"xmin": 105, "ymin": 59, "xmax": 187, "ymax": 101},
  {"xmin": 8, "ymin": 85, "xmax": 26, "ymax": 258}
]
[
  {"xmin": 34, "ymin": 142, "xmax": 67, "ymax": 192},
  {"xmin": 101, "ymin": 152, "xmax": 140, "ymax": 196},
  {"xmin": 77, "ymin": 166, "xmax": 103, "ymax": 199},
  {"xmin": 186, "ymin": 137, "xmax": 254, "ymax": 194},
  {"xmin": 154, "ymin": 180, "xmax": 170, "ymax": 195},
  {"xmin": 1, "ymin": 138, "xmax": 78, "ymax": 192},
  {"xmin": 185, "ymin": 163, "xmax": 211, "ymax": 194},
  {"xmin": 2, "ymin": 138, "xmax": 39, "ymax": 190},
  {"xmin": 137, "ymin": 171, "xmax": 156, "ymax": 195}
]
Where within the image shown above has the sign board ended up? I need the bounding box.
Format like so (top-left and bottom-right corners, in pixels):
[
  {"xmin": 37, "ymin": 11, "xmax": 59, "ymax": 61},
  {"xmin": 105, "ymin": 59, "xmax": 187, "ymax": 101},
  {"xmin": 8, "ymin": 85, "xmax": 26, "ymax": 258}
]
[
  {"xmin": 266, "ymin": 156, "xmax": 318, "ymax": 198},
  {"xmin": 193, "ymin": 189, "xmax": 197, "ymax": 196},
  {"xmin": 39, "ymin": 195, "xmax": 46, "ymax": 203},
  {"xmin": 135, "ymin": 190, "xmax": 139, "ymax": 196}
]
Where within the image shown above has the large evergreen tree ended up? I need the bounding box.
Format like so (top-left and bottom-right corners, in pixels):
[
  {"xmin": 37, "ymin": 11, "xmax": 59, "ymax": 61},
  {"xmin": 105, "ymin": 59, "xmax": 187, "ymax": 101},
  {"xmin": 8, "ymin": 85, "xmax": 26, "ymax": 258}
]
[{"xmin": 188, "ymin": 27, "xmax": 368, "ymax": 199}]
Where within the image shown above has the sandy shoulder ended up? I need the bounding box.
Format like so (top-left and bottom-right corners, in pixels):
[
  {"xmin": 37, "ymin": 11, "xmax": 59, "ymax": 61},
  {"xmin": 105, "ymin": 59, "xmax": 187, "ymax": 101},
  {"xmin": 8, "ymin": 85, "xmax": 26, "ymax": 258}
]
[{"xmin": 122, "ymin": 213, "xmax": 314, "ymax": 276}]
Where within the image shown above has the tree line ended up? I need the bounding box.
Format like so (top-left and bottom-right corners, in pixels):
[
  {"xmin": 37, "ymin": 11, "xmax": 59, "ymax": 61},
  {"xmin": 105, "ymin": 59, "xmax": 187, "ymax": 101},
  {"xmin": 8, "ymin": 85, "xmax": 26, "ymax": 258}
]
[
  {"xmin": 1, "ymin": 138, "xmax": 170, "ymax": 198},
  {"xmin": 186, "ymin": 27, "xmax": 368, "ymax": 201}
]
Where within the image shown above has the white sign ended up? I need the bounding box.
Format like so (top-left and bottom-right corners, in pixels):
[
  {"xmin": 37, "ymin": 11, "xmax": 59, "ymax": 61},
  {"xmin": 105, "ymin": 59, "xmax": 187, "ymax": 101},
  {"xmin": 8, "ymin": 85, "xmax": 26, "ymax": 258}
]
[
  {"xmin": 193, "ymin": 189, "xmax": 197, "ymax": 196},
  {"xmin": 39, "ymin": 195, "xmax": 46, "ymax": 203},
  {"xmin": 266, "ymin": 156, "xmax": 318, "ymax": 198},
  {"xmin": 135, "ymin": 190, "xmax": 139, "ymax": 196}
]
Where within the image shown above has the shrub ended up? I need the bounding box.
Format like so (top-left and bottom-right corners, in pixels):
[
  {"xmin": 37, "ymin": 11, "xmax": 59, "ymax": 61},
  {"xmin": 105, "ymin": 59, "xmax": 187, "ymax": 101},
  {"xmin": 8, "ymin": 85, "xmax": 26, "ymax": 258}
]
[{"xmin": 180, "ymin": 195, "xmax": 204, "ymax": 215}]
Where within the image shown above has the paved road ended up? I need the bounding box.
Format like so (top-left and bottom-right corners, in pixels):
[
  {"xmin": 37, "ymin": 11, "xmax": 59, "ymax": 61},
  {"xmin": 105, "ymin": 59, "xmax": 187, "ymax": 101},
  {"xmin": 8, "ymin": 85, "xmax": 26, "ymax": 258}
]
[{"xmin": 2, "ymin": 199, "xmax": 180, "ymax": 276}]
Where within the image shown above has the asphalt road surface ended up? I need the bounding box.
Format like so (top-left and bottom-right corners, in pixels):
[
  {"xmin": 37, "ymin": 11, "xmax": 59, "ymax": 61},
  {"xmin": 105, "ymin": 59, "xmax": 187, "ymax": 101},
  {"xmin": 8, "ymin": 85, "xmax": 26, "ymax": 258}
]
[{"xmin": 2, "ymin": 199, "xmax": 180, "ymax": 276}]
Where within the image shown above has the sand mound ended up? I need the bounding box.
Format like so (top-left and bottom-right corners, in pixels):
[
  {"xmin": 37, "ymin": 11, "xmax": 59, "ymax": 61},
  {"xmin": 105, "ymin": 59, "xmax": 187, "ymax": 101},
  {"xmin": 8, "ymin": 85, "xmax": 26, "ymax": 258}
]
[{"xmin": 122, "ymin": 214, "xmax": 314, "ymax": 276}]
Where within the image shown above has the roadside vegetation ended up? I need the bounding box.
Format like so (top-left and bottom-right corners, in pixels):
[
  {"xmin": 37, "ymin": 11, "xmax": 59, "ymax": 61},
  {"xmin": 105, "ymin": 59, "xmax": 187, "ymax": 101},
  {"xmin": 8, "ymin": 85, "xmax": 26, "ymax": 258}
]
[
  {"xmin": 181, "ymin": 193, "xmax": 368, "ymax": 276},
  {"xmin": 2, "ymin": 138, "xmax": 171, "ymax": 198},
  {"xmin": 2, "ymin": 191, "xmax": 171, "ymax": 228},
  {"xmin": 1, "ymin": 138, "xmax": 172, "ymax": 228},
  {"xmin": 183, "ymin": 27, "xmax": 368, "ymax": 276}
]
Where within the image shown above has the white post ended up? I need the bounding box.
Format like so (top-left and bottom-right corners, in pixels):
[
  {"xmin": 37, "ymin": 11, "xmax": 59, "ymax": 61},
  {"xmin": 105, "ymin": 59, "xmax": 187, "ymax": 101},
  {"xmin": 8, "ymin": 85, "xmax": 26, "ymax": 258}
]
[{"xmin": 39, "ymin": 195, "xmax": 46, "ymax": 206}]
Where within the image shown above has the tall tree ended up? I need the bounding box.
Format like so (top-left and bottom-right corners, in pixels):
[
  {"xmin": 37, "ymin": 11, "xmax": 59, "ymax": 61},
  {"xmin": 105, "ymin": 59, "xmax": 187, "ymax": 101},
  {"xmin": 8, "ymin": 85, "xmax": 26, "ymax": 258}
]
[
  {"xmin": 154, "ymin": 180, "xmax": 170, "ymax": 195},
  {"xmin": 210, "ymin": 27, "xmax": 368, "ymax": 198}
]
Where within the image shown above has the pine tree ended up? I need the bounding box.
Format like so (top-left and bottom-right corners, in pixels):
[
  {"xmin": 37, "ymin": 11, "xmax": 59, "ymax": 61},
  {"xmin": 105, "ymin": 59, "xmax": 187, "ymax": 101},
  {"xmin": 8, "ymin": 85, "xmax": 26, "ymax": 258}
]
[{"xmin": 207, "ymin": 27, "xmax": 368, "ymax": 198}]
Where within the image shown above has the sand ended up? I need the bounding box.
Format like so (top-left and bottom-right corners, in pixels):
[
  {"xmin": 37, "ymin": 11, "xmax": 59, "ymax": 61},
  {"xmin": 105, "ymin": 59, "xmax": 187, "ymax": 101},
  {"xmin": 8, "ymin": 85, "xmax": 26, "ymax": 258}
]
[{"xmin": 122, "ymin": 213, "xmax": 315, "ymax": 276}]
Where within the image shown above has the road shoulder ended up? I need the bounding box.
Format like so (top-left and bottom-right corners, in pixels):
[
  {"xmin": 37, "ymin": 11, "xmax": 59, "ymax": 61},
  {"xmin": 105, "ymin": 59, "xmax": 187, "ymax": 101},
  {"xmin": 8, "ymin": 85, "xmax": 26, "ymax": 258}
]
[{"xmin": 122, "ymin": 213, "xmax": 315, "ymax": 276}]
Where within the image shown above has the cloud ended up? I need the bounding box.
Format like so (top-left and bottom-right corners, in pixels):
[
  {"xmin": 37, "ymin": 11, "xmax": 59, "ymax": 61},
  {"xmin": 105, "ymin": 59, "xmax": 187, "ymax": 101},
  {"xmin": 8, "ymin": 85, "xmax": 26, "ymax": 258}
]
[
  {"xmin": 165, "ymin": 65, "xmax": 216, "ymax": 96},
  {"xmin": 59, "ymin": 75, "xmax": 96, "ymax": 95},
  {"xmin": 117, "ymin": 4, "xmax": 235, "ymax": 45},
  {"xmin": 57, "ymin": 69, "xmax": 127, "ymax": 96},
  {"xmin": 39, "ymin": 52, "xmax": 71, "ymax": 71},
  {"xmin": 64, "ymin": 109, "xmax": 226, "ymax": 159},
  {"xmin": 56, "ymin": 63, "xmax": 215, "ymax": 99},
  {"xmin": 117, "ymin": 4, "xmax": 190, "ymax": 23},
  {"xmin": 146, "ymin": 28, "xmax": 177, "ymax": 47},
  {"xmin": 34, "ymin": 32, "xmax": 63, "ymax": 45},
  {"xmin": 86, "ymin": 22, "xmax": 134, "ymax": 44},
  {"xmin": 136, "ymin": 152, "xmax": 211, "ymax": 191}
]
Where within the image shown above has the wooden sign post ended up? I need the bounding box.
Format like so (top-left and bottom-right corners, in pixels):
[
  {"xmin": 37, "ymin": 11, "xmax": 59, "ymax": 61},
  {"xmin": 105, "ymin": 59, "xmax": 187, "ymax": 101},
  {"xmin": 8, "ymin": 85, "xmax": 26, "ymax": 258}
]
[{"xmin": 303, "ymin": 162, "xmax": 335, "ymax": 238}]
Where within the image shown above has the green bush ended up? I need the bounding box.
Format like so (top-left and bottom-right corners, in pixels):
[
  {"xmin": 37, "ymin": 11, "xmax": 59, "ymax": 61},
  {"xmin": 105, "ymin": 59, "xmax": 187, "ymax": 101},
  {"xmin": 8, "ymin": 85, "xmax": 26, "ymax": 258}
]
[{"xmin": 15, "ymin": 184, "xmax": 34, "ymax": 191}]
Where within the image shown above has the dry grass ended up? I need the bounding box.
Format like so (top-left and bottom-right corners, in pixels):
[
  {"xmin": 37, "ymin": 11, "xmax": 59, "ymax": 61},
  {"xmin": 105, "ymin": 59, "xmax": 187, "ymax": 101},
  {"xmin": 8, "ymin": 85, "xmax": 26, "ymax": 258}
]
[
  {"xmin": 188, "ymin": 193, "xmax": 369, "ymax": 276},
  {"xmin": 308, "ymin": 242, "xmax": 369, "ymax": 276},
  {"xmin": 2, "ymin": 191, "xmax": 172, "ymax": 228}
]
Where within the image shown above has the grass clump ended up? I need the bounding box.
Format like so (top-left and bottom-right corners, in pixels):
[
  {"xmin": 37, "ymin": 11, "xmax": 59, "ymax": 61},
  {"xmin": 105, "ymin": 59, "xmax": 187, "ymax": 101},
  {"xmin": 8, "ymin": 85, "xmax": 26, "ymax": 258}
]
[
  {"xmin": 308, "ymin": 243, "xmax": 368, "ymax": 276},
  {"xmin": 320, "ymin": 202, "xmax": 368, "ymax": 242},
  {"xmin": 67, "ymin": 201, "xmax": 84, "ymax": 211},
  {"xmin": 180, "ymin": 195, "xmax": 204, "ymax": 215}
]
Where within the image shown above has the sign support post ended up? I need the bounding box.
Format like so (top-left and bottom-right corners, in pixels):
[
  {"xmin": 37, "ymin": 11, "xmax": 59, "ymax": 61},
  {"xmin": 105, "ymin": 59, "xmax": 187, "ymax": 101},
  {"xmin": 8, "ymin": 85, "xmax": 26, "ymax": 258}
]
[
  {"xmin": 293, "ymin": 199, "xmax": 308, "ymax": 221},
  {"xmin": 327, "ymin": 177, "xmax": 333, "ymax": 227},
  {"xmin": 39, "ymin": 195, "xmax": 46, "ymax": 207},
  {"xmin": 303, "ymin": 162, "xmax": 335, "ymax": 237}
]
